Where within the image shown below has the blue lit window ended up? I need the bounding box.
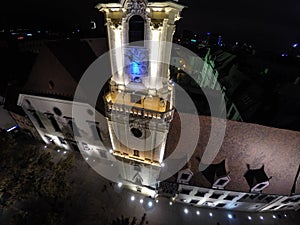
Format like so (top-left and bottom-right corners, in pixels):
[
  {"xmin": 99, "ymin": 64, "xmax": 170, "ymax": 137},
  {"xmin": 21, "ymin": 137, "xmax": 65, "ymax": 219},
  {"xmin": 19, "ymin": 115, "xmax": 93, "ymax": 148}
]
[{"xmin": 131, "ymin": 62, "xmax": 140, "ymax": 75}]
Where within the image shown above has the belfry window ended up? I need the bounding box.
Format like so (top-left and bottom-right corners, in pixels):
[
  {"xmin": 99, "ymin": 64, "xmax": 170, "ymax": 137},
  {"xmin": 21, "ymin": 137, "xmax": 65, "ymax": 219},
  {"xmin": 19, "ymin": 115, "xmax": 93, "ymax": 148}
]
[{"xmin": 129, "ymin": 15, "xmax": 144, "ymax": 46}]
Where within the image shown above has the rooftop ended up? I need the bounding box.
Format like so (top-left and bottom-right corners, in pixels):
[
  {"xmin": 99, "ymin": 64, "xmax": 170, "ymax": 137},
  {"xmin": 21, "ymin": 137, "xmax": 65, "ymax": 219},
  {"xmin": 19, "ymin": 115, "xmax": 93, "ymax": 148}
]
[
  {"xmin": 22, "ymin": 39, "xmax": 101, "ymax": 100},
  {"xmin": 165, "ymin": 113, "xmax": 300, "ymax": 196}
]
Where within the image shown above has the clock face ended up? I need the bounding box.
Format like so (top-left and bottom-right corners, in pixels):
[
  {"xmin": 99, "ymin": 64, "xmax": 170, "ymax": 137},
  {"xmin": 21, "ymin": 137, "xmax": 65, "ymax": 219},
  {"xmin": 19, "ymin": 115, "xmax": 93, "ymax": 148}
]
[{"xmin": 124, "ymin": 47, "xmax": 149, "ymax": 81}]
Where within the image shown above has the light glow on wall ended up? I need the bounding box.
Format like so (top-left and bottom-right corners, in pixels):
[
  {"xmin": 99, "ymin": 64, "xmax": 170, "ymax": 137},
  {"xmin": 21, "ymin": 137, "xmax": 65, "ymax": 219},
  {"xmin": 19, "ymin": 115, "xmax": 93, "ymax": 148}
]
[
  {"xmin": 158, "ymin": 133, "xmax": 167, "ymax": 163},
  {"xmin": 152, "ymin": 7, "xmax": 163, "ymax": 12},
  {"xmin": 150, "ymin": 29, "xmax": 161, "ymax": 89},
  {"xmin": 110, "ymin": 8, "xmax": 120, "ymax": 12},
  {"xmin": 113, "ymin": 29, "xmax": 124, "ymax": 84}
]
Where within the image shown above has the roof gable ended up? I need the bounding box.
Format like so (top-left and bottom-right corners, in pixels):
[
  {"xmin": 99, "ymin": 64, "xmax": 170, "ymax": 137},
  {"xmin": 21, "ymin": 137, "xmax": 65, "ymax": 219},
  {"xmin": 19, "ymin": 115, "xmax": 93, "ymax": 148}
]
[{"xmin": 23, "ymin": 40, "xmax": 97, "ymax": 99}]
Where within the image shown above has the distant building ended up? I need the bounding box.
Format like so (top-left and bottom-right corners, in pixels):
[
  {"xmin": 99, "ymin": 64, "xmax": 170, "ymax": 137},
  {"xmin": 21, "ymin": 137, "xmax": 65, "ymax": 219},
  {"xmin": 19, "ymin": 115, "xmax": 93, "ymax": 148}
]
[{"xmin": 171, "ymin": 49, "xmax": 242, "ymax": 121}]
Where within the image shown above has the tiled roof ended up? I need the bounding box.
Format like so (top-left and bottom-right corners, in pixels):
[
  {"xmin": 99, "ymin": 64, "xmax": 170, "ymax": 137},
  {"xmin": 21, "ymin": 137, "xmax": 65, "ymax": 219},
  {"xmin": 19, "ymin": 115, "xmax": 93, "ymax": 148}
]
[
  {"xmin": 22, "ymin": 39, "xmax": 99, "ymax": 100},
  {"xmin": 165, "ymin": 113, "xmax": 300, "ymax": 195}
]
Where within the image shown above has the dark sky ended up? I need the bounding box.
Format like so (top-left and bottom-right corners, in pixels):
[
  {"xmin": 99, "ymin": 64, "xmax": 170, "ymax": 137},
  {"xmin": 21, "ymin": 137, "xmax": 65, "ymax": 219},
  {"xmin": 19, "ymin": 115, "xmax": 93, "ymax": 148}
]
[{"xmin": 1, "ymin": 0, "xmax": 299, "ymax": 51}]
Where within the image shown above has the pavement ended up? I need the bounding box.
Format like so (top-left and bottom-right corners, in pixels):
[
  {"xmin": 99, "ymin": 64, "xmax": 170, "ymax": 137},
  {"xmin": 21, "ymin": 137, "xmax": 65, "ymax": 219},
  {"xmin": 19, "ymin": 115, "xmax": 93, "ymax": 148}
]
[
  {"xmin": 53, "ymin": 149, "xmax": 300, "ymax": 225},
  {"xmin": 1, "ymin": 143, "xmax": 299, "ymax": 225}
]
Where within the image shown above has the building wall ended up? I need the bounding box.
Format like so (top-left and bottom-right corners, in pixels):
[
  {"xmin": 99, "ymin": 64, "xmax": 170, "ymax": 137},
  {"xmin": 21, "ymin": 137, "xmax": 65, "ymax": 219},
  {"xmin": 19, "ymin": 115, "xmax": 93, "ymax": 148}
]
[
  {"xmin": 17, "ymin": 94, "xmax": 110, "ymax": 151},
  {"xmin": 17, "ymin": 94, "xmax": 162, "ymax": 188},
  {"xmin": 174, "ymin": 184, "xmax": 300, "ymax": 212},
  {"xmin": 9, "ymin": 111, "xmax": 41, "ymax": 139},
  {"xmin": 17, "ymin": 94, "xmax": 300, "ymax": 212}
]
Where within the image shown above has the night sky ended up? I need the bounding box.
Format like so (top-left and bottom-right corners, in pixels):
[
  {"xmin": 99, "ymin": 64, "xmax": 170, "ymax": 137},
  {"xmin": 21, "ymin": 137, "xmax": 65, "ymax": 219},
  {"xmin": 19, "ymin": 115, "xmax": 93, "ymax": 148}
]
[{"xmin": 1, "ymin": 0, "xmax": 299, "ymax": 51}]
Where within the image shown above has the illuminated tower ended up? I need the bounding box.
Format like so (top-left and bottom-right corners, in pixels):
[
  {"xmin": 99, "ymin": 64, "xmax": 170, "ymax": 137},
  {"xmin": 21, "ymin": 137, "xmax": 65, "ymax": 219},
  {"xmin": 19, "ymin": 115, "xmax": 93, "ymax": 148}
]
[{"xmin": 97, "ymin": 1, "xmax": 183, "ymax": 171}]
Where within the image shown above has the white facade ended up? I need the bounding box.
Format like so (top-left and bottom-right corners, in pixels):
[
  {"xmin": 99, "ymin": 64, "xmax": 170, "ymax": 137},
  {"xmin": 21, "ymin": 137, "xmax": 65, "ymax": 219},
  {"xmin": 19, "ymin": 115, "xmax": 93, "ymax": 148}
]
[
  {"xmin": 17, "ymin": 94, "xmax": 109, "ymax": 151},
  {"xmin": 17, "ymin": 94, "xmax": 159, "ymax": 188},
  {"xmin": 169, "ymin": 183, "xmax": 300, "ymax": 212}
]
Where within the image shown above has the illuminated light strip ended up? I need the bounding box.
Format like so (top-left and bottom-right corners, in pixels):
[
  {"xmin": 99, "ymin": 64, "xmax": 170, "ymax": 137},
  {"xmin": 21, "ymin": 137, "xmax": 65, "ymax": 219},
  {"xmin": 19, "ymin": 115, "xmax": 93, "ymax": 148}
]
[
  {"xmin": 107, "ymin": 123, "xmax": 116, "ymax": 150},
  {"xmin": 159, "ymin": 136, "xmax": 167, "ymax": 163},
  {"xmin": 112, "ymin": 151, "xmax": 161, "ymax": 167},
  {"xmin": 152, "ymin": 7, "xmax": 163, "ymax": 12},
  {"xmin": 6, "ymin": 125, "xmax": 18, "ymax": 132}
]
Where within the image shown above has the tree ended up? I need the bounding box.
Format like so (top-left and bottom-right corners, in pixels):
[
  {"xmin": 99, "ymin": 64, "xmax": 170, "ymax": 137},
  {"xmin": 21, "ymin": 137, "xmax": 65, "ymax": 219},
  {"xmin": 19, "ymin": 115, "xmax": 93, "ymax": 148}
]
[
  {"xmin": 109, "ymin": 216, "xmax": 136, "ymax": 225},
  {"xmin": 0, "ymin": 130, "xmax": 74, "ymax": 224},
  {"xmin": 109, "ymin": 214, "xmax": 147, "ymax": 225}
]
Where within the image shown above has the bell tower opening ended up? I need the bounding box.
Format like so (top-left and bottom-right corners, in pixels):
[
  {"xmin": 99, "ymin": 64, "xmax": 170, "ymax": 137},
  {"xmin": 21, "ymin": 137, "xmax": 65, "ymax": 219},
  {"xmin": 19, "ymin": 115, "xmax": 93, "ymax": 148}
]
[{"xmin": 129, "ymin": 15, "xmax": 144, "ymax": 46}]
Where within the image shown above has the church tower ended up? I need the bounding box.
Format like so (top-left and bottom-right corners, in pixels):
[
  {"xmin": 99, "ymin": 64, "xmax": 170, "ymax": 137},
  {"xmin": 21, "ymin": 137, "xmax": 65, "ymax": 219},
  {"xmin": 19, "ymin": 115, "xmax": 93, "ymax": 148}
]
[{"xmin": 97, "ymin": 0, "xmax": 183, "ymax": 175}]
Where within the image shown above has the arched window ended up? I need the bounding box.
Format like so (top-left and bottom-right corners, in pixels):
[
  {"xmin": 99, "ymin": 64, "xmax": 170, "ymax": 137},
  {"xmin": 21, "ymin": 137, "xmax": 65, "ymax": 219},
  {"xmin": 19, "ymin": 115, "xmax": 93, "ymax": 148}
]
[{"xmin": 129, "ymin": 15, "xmax": 144, "ymax": 46}]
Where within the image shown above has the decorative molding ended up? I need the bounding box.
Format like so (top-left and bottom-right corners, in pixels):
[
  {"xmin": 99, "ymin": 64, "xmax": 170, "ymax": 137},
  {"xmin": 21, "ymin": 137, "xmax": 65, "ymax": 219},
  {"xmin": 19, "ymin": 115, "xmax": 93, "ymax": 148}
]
[
  {"xmin": 125, "ymin": 0, "xmax": 147, "ymax": 19},
  {"xmin": 122, "ymin": 0, "xmax": 148, "ymax": 7}
]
